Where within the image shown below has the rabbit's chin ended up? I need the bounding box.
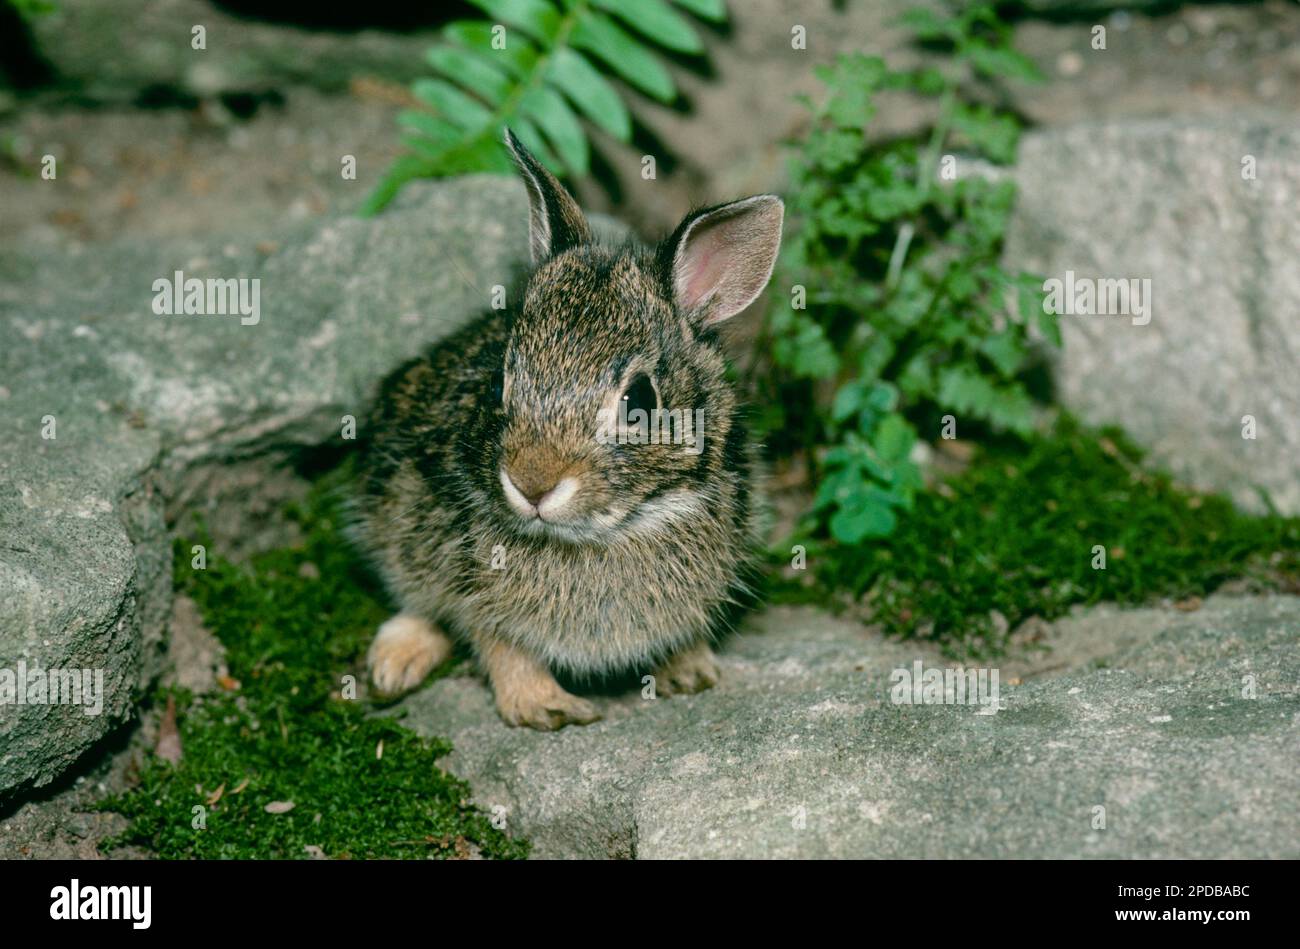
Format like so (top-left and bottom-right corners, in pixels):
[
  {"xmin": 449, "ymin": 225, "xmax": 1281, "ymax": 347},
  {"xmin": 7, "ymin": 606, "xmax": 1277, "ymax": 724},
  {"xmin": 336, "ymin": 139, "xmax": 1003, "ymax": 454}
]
[
  {"xmin": 509, "ymin": 513, "xmax": 621, "ymax": 545},
  {"xmin": 504, "ymin": 505, "xmax": 631, "ymax": 546}
]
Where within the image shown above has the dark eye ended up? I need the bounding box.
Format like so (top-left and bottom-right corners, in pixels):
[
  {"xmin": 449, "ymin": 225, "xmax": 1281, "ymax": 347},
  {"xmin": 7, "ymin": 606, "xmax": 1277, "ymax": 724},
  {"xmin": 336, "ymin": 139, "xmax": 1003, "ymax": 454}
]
[
  {"xmin": 622, "ymin": 374, "xmax": 657, "ymax": 416},
  {"xmin": 490, "ymin": 368, "xmax": 504, "ymax": 405}
]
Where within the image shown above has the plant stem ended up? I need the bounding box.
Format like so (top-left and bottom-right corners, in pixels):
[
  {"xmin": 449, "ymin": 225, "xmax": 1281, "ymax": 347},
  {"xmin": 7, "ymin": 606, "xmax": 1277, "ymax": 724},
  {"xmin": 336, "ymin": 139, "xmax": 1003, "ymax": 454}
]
[{"xmin": 884, "ymin": 84, "xmax": 955, "ymax": 291}]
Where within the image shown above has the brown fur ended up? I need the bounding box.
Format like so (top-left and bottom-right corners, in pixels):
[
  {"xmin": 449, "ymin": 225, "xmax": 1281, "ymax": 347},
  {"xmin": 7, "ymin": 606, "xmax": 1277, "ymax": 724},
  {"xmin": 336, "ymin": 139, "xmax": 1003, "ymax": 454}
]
[{"xmin": 353, "ymin": 130, "xmax": 783, "ymax": 728}]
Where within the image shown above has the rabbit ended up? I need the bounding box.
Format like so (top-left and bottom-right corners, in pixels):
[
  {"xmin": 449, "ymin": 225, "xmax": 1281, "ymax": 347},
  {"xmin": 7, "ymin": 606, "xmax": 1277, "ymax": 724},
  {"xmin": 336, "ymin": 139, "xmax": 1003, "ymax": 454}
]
[{"xmin": 352, "ymin": 128, "xmax": 783, "ymax": 730}]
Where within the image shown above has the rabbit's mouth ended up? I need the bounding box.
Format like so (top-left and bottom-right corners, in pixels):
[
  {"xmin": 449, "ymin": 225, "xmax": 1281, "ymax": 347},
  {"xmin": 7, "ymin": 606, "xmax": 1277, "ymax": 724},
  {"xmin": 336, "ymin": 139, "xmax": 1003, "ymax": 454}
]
[
  {"xmin": 497, "ymin": 467, "xmax": 707, "ymax": 547},
  {"xmin": 497, "ymin": 466, "xmax": 616, "ymax": 541},
  {"xmin": 495, "ymin": 469, "xmax": 632, "ymax": 546}
]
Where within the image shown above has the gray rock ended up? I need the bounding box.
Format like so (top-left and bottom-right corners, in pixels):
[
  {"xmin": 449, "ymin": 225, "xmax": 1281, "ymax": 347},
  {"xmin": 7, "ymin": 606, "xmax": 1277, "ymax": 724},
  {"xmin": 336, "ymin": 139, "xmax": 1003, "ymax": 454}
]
[
  {"xmin": 393, "ymin": 594, "xmax": 1300, "ymax": 858},
  {"xmin": 1007, "ymin": 117, "xmax": 1300, "ymax": 514},
  {"xmin": 0, "ymin": 175, "xmax": 546, "ymax": 795},
  {"xmin": 26, "ymin": 0, "xmax": 438, "ymax": 103}
]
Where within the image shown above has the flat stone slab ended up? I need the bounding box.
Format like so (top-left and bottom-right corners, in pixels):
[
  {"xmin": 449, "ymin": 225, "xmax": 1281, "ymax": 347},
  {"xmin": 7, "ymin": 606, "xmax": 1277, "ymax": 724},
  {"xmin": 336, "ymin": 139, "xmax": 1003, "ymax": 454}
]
[{"xmin": 394, "ymin": 594, "xmax": 1300, "ymax": 858}]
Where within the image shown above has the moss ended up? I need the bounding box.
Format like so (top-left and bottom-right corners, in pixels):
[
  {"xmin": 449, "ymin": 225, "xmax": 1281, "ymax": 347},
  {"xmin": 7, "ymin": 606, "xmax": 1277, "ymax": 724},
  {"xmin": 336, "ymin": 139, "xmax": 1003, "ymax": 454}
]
[
  {"xmin": 101, "ymin": 470, "xmax": 528, "ymax": 860},
  {"xmin": 773, "ymin": 418, "xmax": 1300, "ymax": 656}
]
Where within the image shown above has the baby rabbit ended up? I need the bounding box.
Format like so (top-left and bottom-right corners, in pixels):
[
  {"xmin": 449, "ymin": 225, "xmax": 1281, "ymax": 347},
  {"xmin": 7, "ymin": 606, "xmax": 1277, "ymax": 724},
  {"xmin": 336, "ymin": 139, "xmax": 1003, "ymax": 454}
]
[{"xmin": 353, "ymin": 129, "xmax": 783, "ymax": 729}]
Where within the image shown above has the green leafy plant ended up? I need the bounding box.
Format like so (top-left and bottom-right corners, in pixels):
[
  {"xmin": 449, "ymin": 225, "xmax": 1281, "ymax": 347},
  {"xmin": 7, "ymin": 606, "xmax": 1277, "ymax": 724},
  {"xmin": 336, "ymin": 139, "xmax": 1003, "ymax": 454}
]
[
  {"xmin": 763, "ymin": 3, "xmax": 1049, "ymax": 547},
  {"xmin": 775, "ymin": 418, "xmax": 1300, "ymax": 655},
  {"xmin": 362, "ymin": 0, "xmax": 726, "ymax": 214},
  {"xmin": 102, "ymin": 472, "xmax": 527, "ymax": 860}
]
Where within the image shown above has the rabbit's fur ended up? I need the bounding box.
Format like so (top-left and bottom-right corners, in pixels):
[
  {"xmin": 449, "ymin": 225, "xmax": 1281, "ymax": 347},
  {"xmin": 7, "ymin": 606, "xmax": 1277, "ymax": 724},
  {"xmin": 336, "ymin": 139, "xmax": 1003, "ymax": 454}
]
[{"xmin": 353, "ymin": 130, "xmax": 783, "ymax": 730}]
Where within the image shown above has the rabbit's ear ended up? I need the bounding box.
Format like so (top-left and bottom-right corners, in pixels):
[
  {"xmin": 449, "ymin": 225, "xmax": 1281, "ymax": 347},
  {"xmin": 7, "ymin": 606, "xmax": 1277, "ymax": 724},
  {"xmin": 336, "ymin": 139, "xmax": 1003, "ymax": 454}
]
[
  {"xmin": 504, "ymin": 128, "xmax": 592, "ymax": 265},
  {"xmin": 661, "ymin": 195, "xmax": 784, "ymax": 326}
]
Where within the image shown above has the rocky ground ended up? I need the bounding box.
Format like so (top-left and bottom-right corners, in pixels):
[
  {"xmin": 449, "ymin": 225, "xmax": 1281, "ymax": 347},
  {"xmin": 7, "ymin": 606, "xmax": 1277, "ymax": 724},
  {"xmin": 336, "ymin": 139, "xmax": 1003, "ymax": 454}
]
[
  {"xmin": 1, "ymin": 0, "xmax": 1298, "ymax": 858},
  {"xmin": 395, "ymin": 595, "xmax": 1299, "ymax": 859}
]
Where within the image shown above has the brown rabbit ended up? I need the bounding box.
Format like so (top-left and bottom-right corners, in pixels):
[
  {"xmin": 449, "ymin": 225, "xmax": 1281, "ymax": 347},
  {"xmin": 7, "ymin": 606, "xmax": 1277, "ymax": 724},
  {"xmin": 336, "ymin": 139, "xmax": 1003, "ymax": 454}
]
[{"xmin": 352, "ymin": 129, "xmax": 783, "ymax": 729}]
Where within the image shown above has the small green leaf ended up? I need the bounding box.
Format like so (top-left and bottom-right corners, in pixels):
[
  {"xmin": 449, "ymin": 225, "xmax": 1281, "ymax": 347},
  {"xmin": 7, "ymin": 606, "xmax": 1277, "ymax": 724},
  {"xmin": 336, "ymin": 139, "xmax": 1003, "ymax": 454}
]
[
  {"xmin": 962, "ymin": 41, "xmax": 1042, "ymax": 84},
  {"xmin": 411, "ymin": 79, "xmax": 494, "ymax": 131},
  {"xmin": 466, "ymin": 0, "xmax": 561, "ymax": 45},
  {"xmin": 895, "ymin": 8, "xmax": 955, "ymax": 41},
  {"xmin": 950, "ymin": 102, "xmax": 1021, "ymax": 164},
  {"xmin": 671, "ymin": 0, "xmax": 726, "ymax": 23},
  {"xmin": 864, "ymin": 382, "xmax": 898, "ymax": 413},
  {"xmin": 814, "ymin": 462, "xmax": 863, "ymax": 512},
  {"xmin": 979, "ymin": 330, "xmax": 1025, "ymax": 379},
  {"xmin": 937, "ymin": 367, "xmax": 1035, "ymax": 435},
  {"xmin": 805, "ymin": 128, "xmax": 866, "ymax": 174},
  {"xmin": 593, "ymin": 0, "xmax": 703, "ymax": 53},
  {"xmin": 520, "ymin": 84, "xmax": 589, "ymax": 175},
  {"xmin": 425, "ymin": 46, "xmax": 514, "ymax": 106},
  {"xmin": 1017, "ymin": 273, "xmax": 1060, "ymax": 348},
  {"xmin": 547, "ymin": 48, "xmax": 633, "ymax": 140},
  {"xmin": 444, "ymin": 134, "xmax": 516, "ymax": 176},
  {"xmin": 873, "ymin": 413, "xmax": 915, "ymax": 464},
  {"xmin": 831, "ymin": 490, "xmax": 898, "ymax": 544},
  {"xmin": 572, "ymin": 12, "xmax": 677, "ymax": 102},
  {"xmin": 831, "ymin": 381, "xmax": 867, "ymax": 423},
  {"xmin": 775, "ymin": 316, "xmax": 839, "ymax": 379},
  {"xmin": 442, "ymin": 21, "xmax": 539, "ymax": 79},
  {"xmin": 396, "ymin": 111, "xmax": 461, "ymax": 149},
  {"xmin": 908, "ymin": 67, "xmax": 948, "ymax": 96}
]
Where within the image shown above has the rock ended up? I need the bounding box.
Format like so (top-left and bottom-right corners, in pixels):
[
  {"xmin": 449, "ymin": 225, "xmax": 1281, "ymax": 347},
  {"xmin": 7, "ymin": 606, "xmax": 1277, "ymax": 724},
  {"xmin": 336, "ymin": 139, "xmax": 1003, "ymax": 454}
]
[
  {"xmin": 25, "ymin": 0, "xmax": 438, "ymax": 103},
  {"xmin": 0, "ymin": 420, "xmax": 165, "ymax": 796},
  {"xmin": 0, "ymin": 175, "xmax": 554, "ymax": 795},
  {"xmin": 393, "ymin": 594, "xmax": 1300, "ymax": 858},
  {"xmin": 1007, "ymin": 117, "xmax": 1300, "ymax": 514},
  {"xmin": 0, "ymin": 88, "xmax": 407, "ymax": 249}
]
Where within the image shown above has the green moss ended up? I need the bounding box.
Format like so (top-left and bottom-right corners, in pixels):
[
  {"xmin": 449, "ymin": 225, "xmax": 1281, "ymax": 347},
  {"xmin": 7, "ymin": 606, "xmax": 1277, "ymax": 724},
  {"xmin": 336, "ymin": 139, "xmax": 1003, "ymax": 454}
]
[
  {"xmin": 774, "ymin": 418, "xmax": 1300, "ymax": 656},
  {"xmin": 101, "ymin": 471, "xmax": 528, "ymax": 860}
]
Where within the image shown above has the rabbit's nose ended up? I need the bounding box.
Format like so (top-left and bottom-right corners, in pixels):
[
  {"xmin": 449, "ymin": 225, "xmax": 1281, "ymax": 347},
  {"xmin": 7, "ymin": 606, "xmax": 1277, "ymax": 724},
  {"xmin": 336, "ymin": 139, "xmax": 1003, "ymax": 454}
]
[
  {"xmin": 508, "ymin": 472, "xmax": 556, "ymax": 507},
  {"xmin": 521, "ymin": 482, "xmax": 554, "ymax": 507},
  {"xmin": 501, "ymin": 465, "xmax": 580, "ymax": 520}
]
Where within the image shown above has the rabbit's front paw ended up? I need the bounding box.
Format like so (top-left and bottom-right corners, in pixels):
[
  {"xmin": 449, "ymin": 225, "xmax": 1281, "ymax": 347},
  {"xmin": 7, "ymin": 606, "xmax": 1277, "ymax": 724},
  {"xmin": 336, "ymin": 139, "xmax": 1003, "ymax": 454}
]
[
  {"xmin": 476, "ymin": 632, "xmax": 602, "ymax": 730},
  {"xmin": 368, "ymin": 614, "xmax": 452, "ymax": 697},
  {"xmin": 496, "ymin": 678, "xmax": 602, "ymax": 731},
  {"xmin": 653, "ymin": 641, "xmax": 720, "ymax": 696}
]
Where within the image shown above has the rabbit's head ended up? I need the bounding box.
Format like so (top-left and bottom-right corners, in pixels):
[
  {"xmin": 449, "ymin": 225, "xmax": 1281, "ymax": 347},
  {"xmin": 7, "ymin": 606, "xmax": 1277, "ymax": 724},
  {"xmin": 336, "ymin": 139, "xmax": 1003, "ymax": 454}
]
[{"xmin": 482, "ymin": 130, "xmax": 783, "ymax": 544}]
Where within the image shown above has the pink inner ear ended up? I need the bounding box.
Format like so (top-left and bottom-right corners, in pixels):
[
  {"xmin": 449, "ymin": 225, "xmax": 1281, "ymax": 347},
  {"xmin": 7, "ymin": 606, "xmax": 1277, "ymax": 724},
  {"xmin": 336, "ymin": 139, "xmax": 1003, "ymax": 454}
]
[
  {"xmin": 673, "ymin": 196, "xmax": 784, "ymax": 325},
  {"xmin": 678, "ymin": 237, "xmax": 724, "ymax": 312}
]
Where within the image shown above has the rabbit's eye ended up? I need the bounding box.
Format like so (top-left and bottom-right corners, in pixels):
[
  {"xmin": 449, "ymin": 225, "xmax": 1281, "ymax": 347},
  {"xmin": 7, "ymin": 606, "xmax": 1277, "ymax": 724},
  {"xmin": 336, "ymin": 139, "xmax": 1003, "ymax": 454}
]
[
  {"xmin": 490, "ymin": 368, "xmax": 504, "ymax": 405},
  {"xmin": 622, "ymin": 374, "xmax": 657, "ymax": 417}
]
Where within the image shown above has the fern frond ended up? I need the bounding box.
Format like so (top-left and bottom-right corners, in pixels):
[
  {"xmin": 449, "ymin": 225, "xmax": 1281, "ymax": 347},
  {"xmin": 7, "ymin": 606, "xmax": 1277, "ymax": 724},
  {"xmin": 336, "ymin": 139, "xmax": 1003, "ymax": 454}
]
[{"xmin": 361, "ymin": 0, "xmax": 725, "ymax": 215}]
